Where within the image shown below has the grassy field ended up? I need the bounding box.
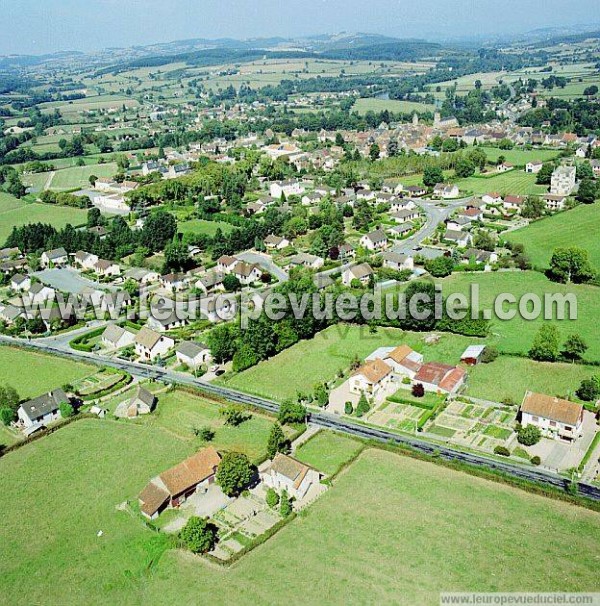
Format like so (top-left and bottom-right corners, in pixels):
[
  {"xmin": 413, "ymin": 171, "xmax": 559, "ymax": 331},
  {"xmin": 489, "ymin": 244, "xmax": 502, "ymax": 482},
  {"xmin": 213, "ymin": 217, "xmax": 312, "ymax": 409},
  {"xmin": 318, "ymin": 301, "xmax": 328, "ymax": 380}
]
[
  {"xmin": 177, "ymin": 218, "xmax": 235, "ymax": 237},
  {"xmin": 507, "ymin": 203, "xmax": 600, "ymax": 272},
  {"xmin": 353, "ymin": 97, "xmax": 435, "ymax": 115},
  {"xmin": 0, "ymin": 193, "xmax": 87, "ymax": 243},
  {"xmin": 439, "ymin": 271, "xmax": 600, "ymax": 362},
  {"xmin": 479, "ymin": 146, "xmax": 560, "ymax": 166},
  {"xmin": 128, "ymin": 388, "xmax": 290, "ymax": 463},
  {"xmin": 0, "ymin": 346, "xmax": 95, "ymax": 399},
  {"xmin": 455, "ymin": 171, "xmax": 547, "ymax": 196},
  {"xmin": 219, "ymin": 324, "xmax": 481, "ymax": 401},
  {"xmin": 49, "ymin": 162, "xmax": 117, "ymax": 191},
  {"xmin": 466, "ymin": 355, "xmax": 597, "ymax": 404},
  {"xmin": 294, "ymin": 431, "xmax": 364, "ymax": 475},
  {"xmin": 2, "ymin": 429, "xmax": 600, "ymax": 605}
]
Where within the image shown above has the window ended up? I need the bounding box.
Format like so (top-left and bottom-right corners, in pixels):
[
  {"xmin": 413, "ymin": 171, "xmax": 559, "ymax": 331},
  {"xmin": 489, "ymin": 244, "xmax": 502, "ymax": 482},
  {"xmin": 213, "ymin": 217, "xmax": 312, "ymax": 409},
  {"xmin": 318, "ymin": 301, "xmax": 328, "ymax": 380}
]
[
  {"xmin": 549, "ymin": 421, "xmax": 556, "ymax": 427},
  {"xmin": 532, "ymin": 416, "xmax": 539, "ymax": 422}
]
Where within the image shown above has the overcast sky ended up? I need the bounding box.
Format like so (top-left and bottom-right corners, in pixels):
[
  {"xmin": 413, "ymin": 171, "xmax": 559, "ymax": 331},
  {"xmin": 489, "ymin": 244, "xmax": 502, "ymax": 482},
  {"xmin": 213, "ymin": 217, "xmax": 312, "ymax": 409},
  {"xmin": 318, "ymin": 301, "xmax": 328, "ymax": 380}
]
[{"xmin": 0, "ymin": 0, "xmax": 597, "ymax": 55}]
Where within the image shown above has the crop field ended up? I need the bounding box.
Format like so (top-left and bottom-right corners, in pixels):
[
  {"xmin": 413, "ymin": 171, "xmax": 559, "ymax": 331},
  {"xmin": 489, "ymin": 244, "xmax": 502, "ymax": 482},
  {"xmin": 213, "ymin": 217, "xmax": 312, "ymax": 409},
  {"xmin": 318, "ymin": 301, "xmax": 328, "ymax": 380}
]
[
  {"xmin": 455, "ymin": 171, "xmax": 547, "ymax": 196},
  {"xmin": 199, "ymin": 58, "xmax": 433, "ymax": 91},
  {"xmin": 2, "ymin": 432, "xmax": 599, "ymax": 605},
  {"xmin": 0, "ymin": 346, "xmax": 94, "ymax": 399},
  {"xmin": 507, "ymin": 203, "xmax": 600, "ymax": 272},
  {"xmin": 439, "ymin": 271, "xmax": 600, "ymax": 362},
  {"xmin": 0, "ymin": 193, "xmax": 87, "ymax": 243},
  {"xmin": 38, "ymin": 95, "xmax": 141, "ymax": 116},
  {"xmin": 49, "ymin": 162, "xmax": 117, "ymax": 191},
  {"xmin": 353, "ymin": 97, "xmax": 435, "ymax": 114},
  {"xmin": 219, "ymin": 324, "xmax": 481, "ymax": 401}
]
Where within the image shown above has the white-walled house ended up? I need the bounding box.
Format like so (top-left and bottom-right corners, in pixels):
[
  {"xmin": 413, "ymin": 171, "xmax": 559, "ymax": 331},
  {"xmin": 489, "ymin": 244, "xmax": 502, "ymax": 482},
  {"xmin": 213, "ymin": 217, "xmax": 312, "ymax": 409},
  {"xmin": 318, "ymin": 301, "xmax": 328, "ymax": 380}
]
[
  {"xmin": 525, "ymin": 161, "xmax": 543, "ymax": 174},
  {"xmin": 520, "ymin": 391, "xmax": 583, "ymax": 441},
  {"xmin": 433, "ymin": 183, "xmax": 459, "ymax": 199},
  {"xmin": 349, "ymin": 359, "xmax": 392, "ymax": 396},
  {"xmin": 41, "ymin": 247, "xmax": 68, "ymax": 268},
  {"xmin": 175, "ymin": 341, "xmax": 211, "ymax": 369},
  {"xmin": 270, "ymin": 180, "xmax": 305, "ymax": 199},
  {"xmin": 27, "ymin": 283, "xmax": 55, "ymax": 304},
  {"xmin": 17, "ymin": 388, "xmax": 69, "ymax": 429},
  {"xmin": 134, "ymin": 327, "xmax": 175, "ymax": 361},
  {"xmin": 101, "ymin": 324, "xmax": 137, "ymax": 349},
  {"xmin": 264, "ymin": 235, "xmax": 290, "ymax": 250},
  {"xmin": 261, "ymin": 453, "xmax": 323, "ymax": 500},
  {"xmin": 381, "ymin": 252, "xmax": 414, "ymax": 272},
  {"xmin": 360, "ymin": 229, "xmax": 388, "ymax": 251},
  {"xmin": 551, "ymin": 165, "xmax": 576, "ymax": 196},
  {"xmin": 342, "ymin": 263, "xmax": 374, "ymax": 286},
  {"xmin": 10, "ymin": 274, "xmax": 30, "ymax": 291},
  {"xmin": 74, "ymin": 251, "xmax": 99, "ymax": 271}
]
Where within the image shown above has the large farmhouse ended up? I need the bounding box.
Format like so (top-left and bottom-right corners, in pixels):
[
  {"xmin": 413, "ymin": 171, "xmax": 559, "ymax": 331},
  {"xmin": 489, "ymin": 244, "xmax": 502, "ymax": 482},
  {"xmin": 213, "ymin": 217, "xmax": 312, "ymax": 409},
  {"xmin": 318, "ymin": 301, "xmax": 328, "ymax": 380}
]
[
  {"xmin": 138, "ymin": 447, "xmax": 222, "ymax": 519},
  {"xmin": 519, "ymin": 391, "xmax": 584, "ymax": 441}
]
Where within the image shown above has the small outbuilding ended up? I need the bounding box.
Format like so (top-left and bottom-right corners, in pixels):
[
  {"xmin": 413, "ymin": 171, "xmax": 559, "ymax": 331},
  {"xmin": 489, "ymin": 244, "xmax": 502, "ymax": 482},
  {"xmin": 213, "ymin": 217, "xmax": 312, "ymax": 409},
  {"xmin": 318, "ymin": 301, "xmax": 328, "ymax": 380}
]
[{"xmin": 460, "ymin": 345, "xmax": 487, "ymax": 366}]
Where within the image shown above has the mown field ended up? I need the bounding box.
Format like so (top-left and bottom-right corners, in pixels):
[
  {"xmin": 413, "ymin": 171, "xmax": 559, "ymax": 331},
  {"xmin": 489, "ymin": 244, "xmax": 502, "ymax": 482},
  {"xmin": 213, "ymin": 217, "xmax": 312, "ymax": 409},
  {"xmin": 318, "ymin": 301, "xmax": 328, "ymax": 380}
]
[
  {"xmin": 353, "ymin": 97, "xmax": 435, "ymax": 115},
  {"xmin": 295, "ymin": 430, "xmax": 363, "ymax": 475},
  {"xmin": 466, "ymin": 355, "xmax": 597, "ymax": 404},
  {"xmin": 219, "ymin": 324, "xmax": 481, "ymax": 401},
  {"xmin": 177, "ymin": 218, "xmax": 235, "ymax": 237},
  {"xmin": 507, "ymin": 203, "xmax": 600, "ymax": 272},
  {"xmin": 2, "ymin": 427, "xmax": 599, "ymax": 605},
  {"xmin": 440, "ymin": 271, "xmax": 600, "ymax": 362},
  {"xmin": 0, "ymin": 346, "xmax": 95, "ymax": 399},
  {"xmin": 455, "ymin": 171, "xmax": 547, "ymax": 196},
  {"xmin": 127, "ymin": 388, "xmax": 292, "ymax": 464},
  {"xmin": 48, "ymin": 162, "xmax": 117, "ymax": 191},
  {"xmin": 478, "ymin": 146, "xmax": 560, "ymax": 166},
  {"xmin": 0, "ymin": 192, "xmax": 87, "ymax": 243}
]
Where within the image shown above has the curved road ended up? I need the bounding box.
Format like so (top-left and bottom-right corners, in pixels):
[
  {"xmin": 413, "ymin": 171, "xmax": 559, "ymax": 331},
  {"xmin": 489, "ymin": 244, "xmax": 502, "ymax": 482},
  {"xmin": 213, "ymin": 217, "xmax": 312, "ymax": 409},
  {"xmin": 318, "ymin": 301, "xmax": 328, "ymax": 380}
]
[{"xmin": 2, "ymin": 334, "xmax": 599, "ymax": 502}]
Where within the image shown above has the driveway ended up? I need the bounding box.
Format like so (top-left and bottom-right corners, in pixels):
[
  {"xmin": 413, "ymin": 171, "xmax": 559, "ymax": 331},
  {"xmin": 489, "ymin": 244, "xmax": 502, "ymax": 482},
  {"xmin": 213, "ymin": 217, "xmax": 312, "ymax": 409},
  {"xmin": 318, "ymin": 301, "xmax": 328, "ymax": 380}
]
[
  {"xmin": 528, "ymin": 411, "xmax": 598, "ymax": 473},
  {"xmin": 162, "ymin": 484, "xmax": 231, "ymax": 533}
]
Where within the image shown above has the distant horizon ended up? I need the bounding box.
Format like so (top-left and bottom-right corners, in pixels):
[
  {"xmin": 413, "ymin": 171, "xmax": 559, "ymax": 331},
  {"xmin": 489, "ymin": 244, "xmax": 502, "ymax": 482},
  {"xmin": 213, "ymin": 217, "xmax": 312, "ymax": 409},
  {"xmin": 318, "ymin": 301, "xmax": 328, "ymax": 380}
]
[{"xmin": 0, "ymin": 0, "xmax": 598, "ymax": 56}]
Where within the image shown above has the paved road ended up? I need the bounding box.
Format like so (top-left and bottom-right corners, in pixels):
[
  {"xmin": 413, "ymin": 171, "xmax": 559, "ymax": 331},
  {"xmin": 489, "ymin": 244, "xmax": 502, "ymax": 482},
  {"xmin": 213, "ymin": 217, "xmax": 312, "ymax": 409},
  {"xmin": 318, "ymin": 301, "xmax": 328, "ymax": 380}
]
[
  {"xmin": 392, "ymin": 198, "xmax": 468, "ymax": 255},
  {"xmin": 237, "ymin": 251, "xmax": 289, "ymax": 283},
  {"xmin": 2, "ymin": 334, "xmax": 599, "ymax": 501}
]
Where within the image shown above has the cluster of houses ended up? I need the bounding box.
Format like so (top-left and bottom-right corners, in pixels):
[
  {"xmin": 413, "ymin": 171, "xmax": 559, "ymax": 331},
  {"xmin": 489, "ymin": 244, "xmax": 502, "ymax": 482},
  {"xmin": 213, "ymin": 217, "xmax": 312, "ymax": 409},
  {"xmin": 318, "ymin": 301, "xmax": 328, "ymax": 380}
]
[
  {"xmin": 349, "ymin": 344, "xmax": 467, "ymax": 398},
  {"xmin": 138, "ymin": 444, "xmax": 323, "ymax": 523}
]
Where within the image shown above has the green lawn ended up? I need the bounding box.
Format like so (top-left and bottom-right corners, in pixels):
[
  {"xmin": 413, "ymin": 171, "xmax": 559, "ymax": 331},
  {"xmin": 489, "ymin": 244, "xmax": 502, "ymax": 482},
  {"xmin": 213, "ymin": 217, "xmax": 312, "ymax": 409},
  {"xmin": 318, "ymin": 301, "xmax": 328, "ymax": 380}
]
[
  {"xmin": 455, "ymin": 171, "xmax": 547, "ymax": 196},
  {"xmin": 353, "ymin": 97, "xmax": 435, "ymax": 115},
  {"xmin": 466, "ymin": 355, "xmax": 596, "ymax": 404},
  {"xmin": 3, "ymin": 432, "xmax": 599, "ymax": 605},
  {"xmin": 294, "ymin": 430, "xmax": 363, "ymax": 475},
  {"xmin": 0, "ymin": 193, "xmax": 87, "ymax": 243},
  {"xmin": 507, "ymin": 203, "xmax": 600, "ymax": 272},
  {"xmin": 439, "ymin": 271, "xmax": 600, "ymax": 362},
  {"xmin": 177, "ymin": 218, "xmax": 235, "ymax": 237},
  {"xmin": 219, "ymin": 324, "xmax": 481, "ymax": 401},
  {"xmin": 0, "ymin": 346, "xmax": 95, "ymax": 399},
  {"xmin": 129, "ymin": 388, "xmax": 290, "ymax": 463},
  {"xmin": 49, "ymin": 162, "xmax": 117, "ymax": 190}
]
